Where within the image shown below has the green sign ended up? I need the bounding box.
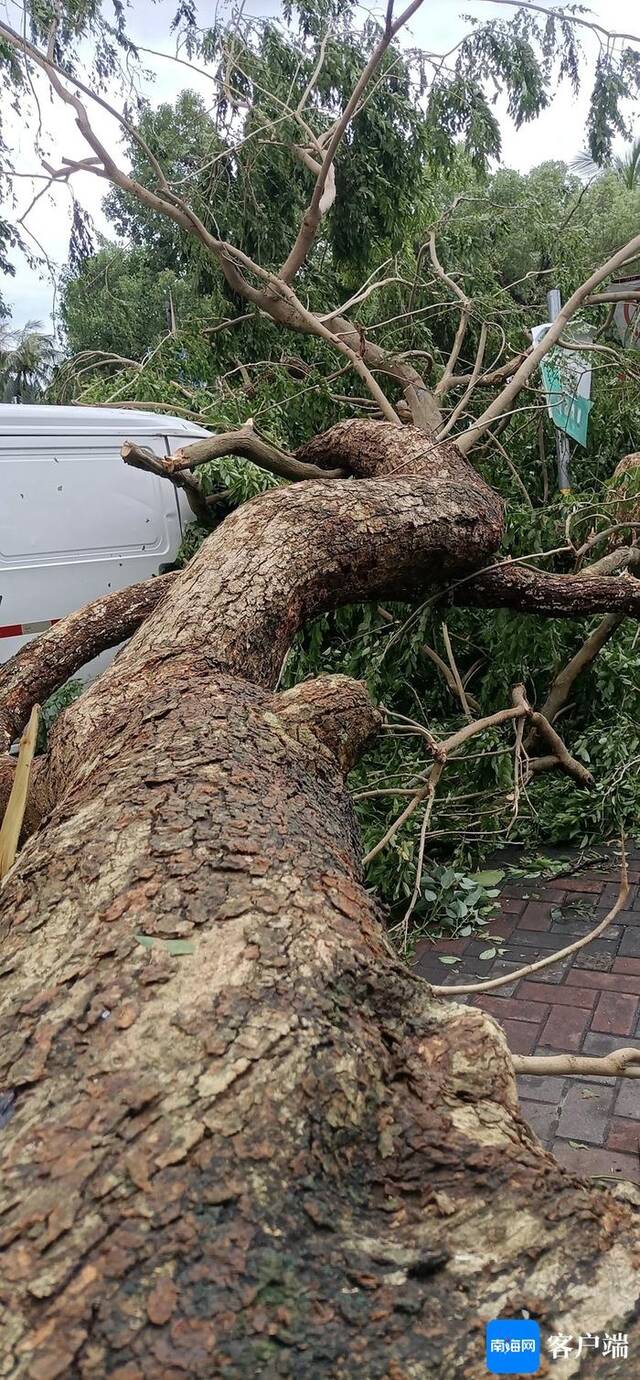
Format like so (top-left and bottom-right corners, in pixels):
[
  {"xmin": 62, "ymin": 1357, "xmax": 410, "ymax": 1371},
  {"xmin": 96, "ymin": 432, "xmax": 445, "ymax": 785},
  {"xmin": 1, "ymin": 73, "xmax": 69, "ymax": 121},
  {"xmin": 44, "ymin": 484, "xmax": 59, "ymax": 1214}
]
[
  {"xmin": 539, "ymin": 358, "xmax": 593, "ymax": 446},
  {"xmin": 532, "ymin": 322, "xmax": 593, "ymax": 449}
]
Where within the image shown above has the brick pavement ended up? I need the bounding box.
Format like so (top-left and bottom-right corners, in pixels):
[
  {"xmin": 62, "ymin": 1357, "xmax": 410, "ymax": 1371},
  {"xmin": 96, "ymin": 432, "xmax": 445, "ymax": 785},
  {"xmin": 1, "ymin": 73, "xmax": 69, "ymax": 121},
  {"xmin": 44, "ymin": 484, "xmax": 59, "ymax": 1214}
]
[{"xmin": 413, "ymin": 849, "xmax": 640, "ymax": 1183}]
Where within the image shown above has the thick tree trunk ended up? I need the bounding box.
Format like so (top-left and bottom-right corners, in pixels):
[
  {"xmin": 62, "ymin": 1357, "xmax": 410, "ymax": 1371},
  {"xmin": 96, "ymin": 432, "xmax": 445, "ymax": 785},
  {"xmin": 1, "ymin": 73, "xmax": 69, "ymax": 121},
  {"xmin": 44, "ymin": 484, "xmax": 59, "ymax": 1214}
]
[{"xmin": 0, "ymin": 422, "xmax": 638, "ymax": 1378}]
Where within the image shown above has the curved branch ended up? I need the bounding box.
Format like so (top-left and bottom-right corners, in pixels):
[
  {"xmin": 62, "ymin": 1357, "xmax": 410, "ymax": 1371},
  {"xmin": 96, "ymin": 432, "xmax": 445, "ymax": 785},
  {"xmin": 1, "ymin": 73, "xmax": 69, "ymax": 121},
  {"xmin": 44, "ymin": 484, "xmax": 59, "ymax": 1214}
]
[
  {"xmin": 160, "ymin": 421, "xmax": 346, "ymax": 482},
  {"xmin": 0, "ymin": 574, "xmax": 178, "ymax": 753},
  {"xmin": 434, "ymin": 860, "xmax": 628, "ymax": 996}
]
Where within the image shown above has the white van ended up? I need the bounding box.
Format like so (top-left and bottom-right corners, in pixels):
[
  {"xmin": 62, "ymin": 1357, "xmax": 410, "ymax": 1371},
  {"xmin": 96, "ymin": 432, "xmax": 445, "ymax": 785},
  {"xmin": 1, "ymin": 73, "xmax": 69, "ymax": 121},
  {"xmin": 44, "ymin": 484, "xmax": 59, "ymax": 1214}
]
[{"xmin": 0, "ymin": 403, "xmax": 211, "ymax": 675}]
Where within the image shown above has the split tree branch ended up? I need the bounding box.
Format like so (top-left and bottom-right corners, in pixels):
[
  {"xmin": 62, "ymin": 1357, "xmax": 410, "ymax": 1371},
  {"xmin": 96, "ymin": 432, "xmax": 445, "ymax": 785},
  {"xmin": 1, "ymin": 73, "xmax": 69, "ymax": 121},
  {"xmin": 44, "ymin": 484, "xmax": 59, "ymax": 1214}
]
[
  {"xmin": 0, "ymin": 707, "xmax": 39, "ymax": 880},
  {"xmin": 121, "ymin": 443, "xmax": 219, "ymax": 524}
]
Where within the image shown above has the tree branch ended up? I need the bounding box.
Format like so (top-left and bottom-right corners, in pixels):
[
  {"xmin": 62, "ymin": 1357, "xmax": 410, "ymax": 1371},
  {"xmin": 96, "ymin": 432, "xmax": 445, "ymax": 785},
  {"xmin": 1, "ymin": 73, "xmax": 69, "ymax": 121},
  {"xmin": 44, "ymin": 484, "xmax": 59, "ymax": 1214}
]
[
  {"xmin": 513, "ymin": 1048, "xmax": 640, "ymax": 1078},
  {"xmin": 0, "ymin": 574, "xmax": 178, "ymax": 753},
  {"xmin": 121, "ymin": 443, "xmax": 219, "ymax": 523},
  {"xmin": 156, "ymin": 420, "xmax": 346, "ymax": 482},
  {"xmin": 534, "ymin": 612, "xmax": 624, "ymax": 730},
  {"xmin": 279, "ymin": 0, "xmax": 426, "ymax": 284},
  {"xmin": 458, "ymin": 230, "xmax": 640, "ymax": 452},
  {"xmin": 453, "ymin": 562, "xmax": 640, "ymax": 618}
]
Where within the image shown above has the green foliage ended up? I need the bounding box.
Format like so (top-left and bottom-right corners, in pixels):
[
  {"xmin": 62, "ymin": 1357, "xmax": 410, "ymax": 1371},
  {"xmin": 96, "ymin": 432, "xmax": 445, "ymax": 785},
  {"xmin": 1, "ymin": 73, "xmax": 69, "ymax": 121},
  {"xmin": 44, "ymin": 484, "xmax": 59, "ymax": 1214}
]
[
  {"xmin": 37, "ymin": 678, "xmax": 83, "ymax": 752},
  {"xmin": 0, "ymin": 316, "xmax": 58, "ymax": 402}
]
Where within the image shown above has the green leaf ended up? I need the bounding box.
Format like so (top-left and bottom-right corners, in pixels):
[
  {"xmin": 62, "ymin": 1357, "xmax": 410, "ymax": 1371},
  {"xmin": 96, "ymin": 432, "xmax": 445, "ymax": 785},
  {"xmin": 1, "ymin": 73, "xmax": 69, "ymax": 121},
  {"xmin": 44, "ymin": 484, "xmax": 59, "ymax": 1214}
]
[
  {"xmin": 135, "ymin": 933, "xmax": 194, "ymax": 956},
  {"xmin": 470, "ymin": 869, "xmax": 505, "ymax": 887},
  {"xmin": 438, "ymin": 955, "xmax": 461, "ymax": 965},
  {"xmin": 478, "ymin": 947, "xmax": 497, "ymax": 960}
]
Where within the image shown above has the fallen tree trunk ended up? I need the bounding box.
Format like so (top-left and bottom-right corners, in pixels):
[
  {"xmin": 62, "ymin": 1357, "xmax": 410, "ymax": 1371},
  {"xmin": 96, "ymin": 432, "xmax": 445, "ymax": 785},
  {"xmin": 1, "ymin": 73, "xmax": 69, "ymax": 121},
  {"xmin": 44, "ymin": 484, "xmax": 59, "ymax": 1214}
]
[{"xmin": 0, "ymin": 421, "xmax": 638, "ymax": 1378}]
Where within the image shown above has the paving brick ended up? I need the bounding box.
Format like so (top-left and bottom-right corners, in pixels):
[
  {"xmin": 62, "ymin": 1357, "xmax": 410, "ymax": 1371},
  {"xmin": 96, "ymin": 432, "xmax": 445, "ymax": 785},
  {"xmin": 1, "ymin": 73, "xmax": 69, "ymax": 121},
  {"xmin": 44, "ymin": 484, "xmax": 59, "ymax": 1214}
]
[
  {"xmin": 614, "ymin": 1081, "xmax": 640, "ymax": 1119},
  {"xmin": 487, "ymin": 917, "xmax": 515, "ymax": 939},
  {"xmin": 592, "ymin": 990, "xmax": 639, "ymax": 1036},
  {"xmin": 552, "ymin": 1140, "xmax": 640, "ymax": 1183},
  {"xmin": 606, "ymin": 1118, "xmax": 640, "ymax": 1155},
  {"xmin": 566, "ymin": 970, "xmax": 640, "ymax": 995},
  {"xmin": 571, "ymin": 952, "xmax": 615, "ymax": 973},
  {"xmin": 613, "ymin": 958, "xmax": 640, "ymax": 975},
  {"xmin": 557, "ymin": 1083, "xmax": 614, "ymax": 1144},
  {"xmin": 540, "ymin": 1005, "xmax": 590, "ymax": 1052},
  {"xmin": 550, "ymin": 921, "xmax": 621, "ymax": 940},
  {"xmin": 519, "ymin": 980, "xmax": 596, "ymax": 1010},
  {"xmin": 561, "ymin": 878, "xmax": 605, "ymax": 894},
  {"xmin": 601, "ymin": 882, "xmax": 638, "ymax": 909},
  {"xmin": 500, "ymin": 1019, "xmax": 540, "ymax": 1054},
  {"xmin": 520, "ymin": 902, "xmax": 553, "ymax": 931},
  {"xmin": 609, "ymin": 910, "xmax": 640, "ymax": 927},
  {"xmin": 519, "ymin": 1100, "xmax": 558, "ymax": 1145},
  {"xmin": 517, "ymin": 1073, "xmax": 567, "ymax": 1104},
  {"xmin": 430, "ymin": 968, "xmax": 473, "ymax": 985},
  {"xmin": 499, "ymin": 897, "xmax": 527, "ymax": 915},
  {"xmin": 582, "ymin": 1032, "xmax": 640, "ymax": 1059},
  {"xmin": 499, "ymin": 929, "xmax": 570, "ymax": 950},
  {"xmin": 618, "ymin": 929, "xmax": 640, "ymax": 958},
  {"xmin": 473, "ymin": 995, "xmax": 549, "ymax": 1024}
]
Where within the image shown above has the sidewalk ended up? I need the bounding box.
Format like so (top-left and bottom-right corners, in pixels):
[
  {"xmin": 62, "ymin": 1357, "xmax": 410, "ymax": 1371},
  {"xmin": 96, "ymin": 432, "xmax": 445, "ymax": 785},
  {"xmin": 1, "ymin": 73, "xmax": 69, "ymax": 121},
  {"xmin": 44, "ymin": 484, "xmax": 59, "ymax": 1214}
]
[{"xmin": 413, "ymin": 848, "xmax": 640, "ymax": 1183}]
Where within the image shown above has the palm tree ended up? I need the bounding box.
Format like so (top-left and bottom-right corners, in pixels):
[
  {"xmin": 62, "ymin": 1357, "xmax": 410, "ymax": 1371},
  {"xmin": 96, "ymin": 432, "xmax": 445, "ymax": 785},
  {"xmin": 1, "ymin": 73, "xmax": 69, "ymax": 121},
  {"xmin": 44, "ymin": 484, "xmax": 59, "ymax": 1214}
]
[
  {"xmin": 570, "ymin": 135, "xmax": 640, "ymax": 188},
  {"xmin": 613, "ymin": 135, "xmax": 640, "ymax": 189},
  {"xmin": 0, "ymin": 319, "xmax": 58, "ymax": 403}
]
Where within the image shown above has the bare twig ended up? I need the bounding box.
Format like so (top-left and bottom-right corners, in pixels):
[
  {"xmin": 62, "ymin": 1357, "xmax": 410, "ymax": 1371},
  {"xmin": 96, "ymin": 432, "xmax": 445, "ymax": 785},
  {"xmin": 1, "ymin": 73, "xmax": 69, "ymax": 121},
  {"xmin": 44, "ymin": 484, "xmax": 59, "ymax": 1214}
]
[
  {"xmin": 441, "ymin": 623, "xmax": 473, "ymax": 721},
  {"xmin": 433, "ymin": 851, "xmax": 628, "ymax": 996},
  {"xmin": 437, "ymin": 322, "xmax": 488, "ymax": 437},
  {"xmin": 513, "ymin": 1048, "xmax": 640, "ymax": 1078},
  {"xmin": 363, "ymin": 685, "xmax": 587, "ymax": 867}
]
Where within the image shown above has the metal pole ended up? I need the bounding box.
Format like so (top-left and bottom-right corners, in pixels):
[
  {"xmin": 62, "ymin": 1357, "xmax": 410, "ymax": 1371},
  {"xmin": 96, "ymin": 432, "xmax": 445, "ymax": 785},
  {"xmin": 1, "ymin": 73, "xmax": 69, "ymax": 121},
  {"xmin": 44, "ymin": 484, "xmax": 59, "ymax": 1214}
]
[{"xmin": 546, "ymin": 288, "xmax": 571, "ymax": 494}]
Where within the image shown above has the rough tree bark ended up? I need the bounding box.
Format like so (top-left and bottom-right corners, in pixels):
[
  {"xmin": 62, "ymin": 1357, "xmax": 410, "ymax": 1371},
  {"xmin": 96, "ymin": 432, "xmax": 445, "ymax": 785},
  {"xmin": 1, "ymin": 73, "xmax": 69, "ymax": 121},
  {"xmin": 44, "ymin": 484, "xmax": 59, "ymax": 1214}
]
[{"xmin": 0, "ymin": 422, "xmax": 638, "ymax": 1379}]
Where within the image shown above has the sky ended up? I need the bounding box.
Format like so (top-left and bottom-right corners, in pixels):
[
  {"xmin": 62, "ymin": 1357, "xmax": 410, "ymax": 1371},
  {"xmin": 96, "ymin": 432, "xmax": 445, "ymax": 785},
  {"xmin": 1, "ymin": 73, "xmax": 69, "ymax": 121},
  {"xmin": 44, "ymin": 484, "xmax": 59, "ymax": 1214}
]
[{"xmin": 1, "ymin": 0, "xmax": 639, "ymax": 332}]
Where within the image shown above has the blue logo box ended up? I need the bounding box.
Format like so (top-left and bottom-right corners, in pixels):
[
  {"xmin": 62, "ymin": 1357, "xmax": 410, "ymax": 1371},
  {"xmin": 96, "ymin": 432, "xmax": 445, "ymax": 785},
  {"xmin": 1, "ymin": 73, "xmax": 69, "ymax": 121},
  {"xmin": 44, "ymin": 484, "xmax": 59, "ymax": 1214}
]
[{"xmin": 486, "ymin": 1319, "xmax": 540, "ymax": 1374}]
